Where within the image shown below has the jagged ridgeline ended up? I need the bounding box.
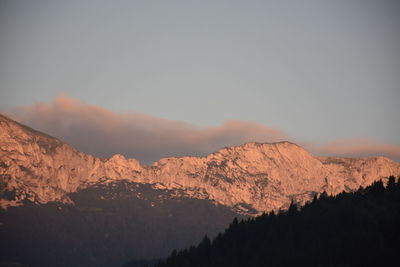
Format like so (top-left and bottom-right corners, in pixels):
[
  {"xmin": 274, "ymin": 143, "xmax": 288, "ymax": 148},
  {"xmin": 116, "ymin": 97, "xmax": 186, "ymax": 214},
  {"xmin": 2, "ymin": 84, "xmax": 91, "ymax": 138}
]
[
  {"xmin": 1, "ymin": 114, "xmax": 399, "ymax": 214},
  {"xmin": 154, "ymin": 177, "xmax": 400, "ymax": 267}
]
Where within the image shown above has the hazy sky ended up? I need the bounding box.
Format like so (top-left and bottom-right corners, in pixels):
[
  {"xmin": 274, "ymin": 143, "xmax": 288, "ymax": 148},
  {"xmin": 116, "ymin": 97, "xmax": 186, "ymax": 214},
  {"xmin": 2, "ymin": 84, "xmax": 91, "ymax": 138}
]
[{"xmin": 1, "ymin": 0, "xmax": 399, "ymax": 162}]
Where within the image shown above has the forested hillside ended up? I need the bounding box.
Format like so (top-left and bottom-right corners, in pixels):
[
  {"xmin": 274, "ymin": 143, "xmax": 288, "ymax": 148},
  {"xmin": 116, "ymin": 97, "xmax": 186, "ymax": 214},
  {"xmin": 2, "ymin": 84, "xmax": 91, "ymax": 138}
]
[{"xmin": 155, "ymin": 176, "xmax": 400, "ymax": 267}]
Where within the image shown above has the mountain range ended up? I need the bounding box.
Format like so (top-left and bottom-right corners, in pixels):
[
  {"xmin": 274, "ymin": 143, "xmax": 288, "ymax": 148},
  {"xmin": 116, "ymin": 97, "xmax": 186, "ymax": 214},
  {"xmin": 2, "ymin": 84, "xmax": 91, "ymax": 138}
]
[
  {"xmin": 1, "ymin": 113, "xmax": 400, "ymax": 266},
  {"xmin": 1, "ymin": 114, "xmax": 399, "ymax": 214}
]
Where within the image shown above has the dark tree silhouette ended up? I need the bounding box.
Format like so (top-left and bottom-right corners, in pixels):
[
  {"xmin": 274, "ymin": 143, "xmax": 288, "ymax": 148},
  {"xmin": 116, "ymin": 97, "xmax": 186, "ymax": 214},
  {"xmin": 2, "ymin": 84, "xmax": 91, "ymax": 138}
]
[{"xmin": 155, "ymin": 176, "xmax": 400, "ymax": 267}]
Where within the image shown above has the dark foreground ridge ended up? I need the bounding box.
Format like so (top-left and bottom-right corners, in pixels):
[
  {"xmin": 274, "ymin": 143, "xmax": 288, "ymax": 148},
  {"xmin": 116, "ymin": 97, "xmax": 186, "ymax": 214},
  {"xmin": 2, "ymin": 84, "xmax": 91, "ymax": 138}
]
[
  {"xmin": 0, "ymin": 181, "xmax": 243, "ymax": 267},
  {"xmin": 152, "ymin": 176, "xmax": 400, "ymax": 267}
]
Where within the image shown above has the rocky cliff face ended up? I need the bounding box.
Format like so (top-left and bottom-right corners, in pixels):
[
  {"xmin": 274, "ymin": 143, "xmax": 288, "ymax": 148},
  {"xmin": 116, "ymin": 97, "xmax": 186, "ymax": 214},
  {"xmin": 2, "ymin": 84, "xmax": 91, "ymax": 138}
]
[{"xmin": 1, "ymin": 114, "xmax": 399, "ymax": 214}]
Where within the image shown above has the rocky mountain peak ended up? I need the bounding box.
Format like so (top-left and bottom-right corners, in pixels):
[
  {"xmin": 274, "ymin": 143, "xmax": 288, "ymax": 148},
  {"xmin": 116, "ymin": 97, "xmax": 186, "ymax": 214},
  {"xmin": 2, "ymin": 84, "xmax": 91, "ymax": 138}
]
[{"xmin": 1, "ymin": 114, "xmax": 399, "ymax": 214}]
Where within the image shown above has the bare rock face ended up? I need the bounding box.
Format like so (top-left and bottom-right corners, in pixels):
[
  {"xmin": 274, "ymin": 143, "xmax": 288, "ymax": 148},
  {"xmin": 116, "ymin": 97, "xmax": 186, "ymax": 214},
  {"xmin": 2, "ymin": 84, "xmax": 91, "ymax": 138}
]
[{"xmin": 1, "ymin": 114, "xmax": 399, "ymax": 214}]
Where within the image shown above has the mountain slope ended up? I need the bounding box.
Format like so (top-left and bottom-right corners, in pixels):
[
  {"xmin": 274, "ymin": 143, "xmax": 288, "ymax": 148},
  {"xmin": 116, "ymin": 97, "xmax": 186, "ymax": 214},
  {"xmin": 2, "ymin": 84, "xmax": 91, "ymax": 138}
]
[
  {"xmin": 0, "ymin": 180, "xmax": 244, "ymax": 267},
  {"xmin": 1, "ymin": 114, "xmax": 400, "ymax": 214}
]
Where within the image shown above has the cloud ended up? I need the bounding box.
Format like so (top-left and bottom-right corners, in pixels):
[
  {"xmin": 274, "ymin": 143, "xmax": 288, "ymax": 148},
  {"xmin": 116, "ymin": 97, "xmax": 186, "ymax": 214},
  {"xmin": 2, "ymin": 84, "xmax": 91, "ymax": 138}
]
[
  {"xmin": 313, "ymin": 138, "xmax": 400, "ymax": 161},
  {"xmin": 5, "ymin": 95, "xmax": 399, "ymax": 163},
  {"xmin": 6, "ymin": 95, "xmax": 288, "ymax": 163}
]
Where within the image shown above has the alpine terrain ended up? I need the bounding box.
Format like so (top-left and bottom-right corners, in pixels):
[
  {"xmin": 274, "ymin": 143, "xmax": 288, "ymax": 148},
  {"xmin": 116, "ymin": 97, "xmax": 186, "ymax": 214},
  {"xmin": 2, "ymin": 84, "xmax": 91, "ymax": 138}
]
[
  {"xmin": 1, "ymin": 114, "xmax": 399, "ymax": 214},
  {"xmin": 1, "ymin": 114, "xmax": 400, "ymax": 266}
]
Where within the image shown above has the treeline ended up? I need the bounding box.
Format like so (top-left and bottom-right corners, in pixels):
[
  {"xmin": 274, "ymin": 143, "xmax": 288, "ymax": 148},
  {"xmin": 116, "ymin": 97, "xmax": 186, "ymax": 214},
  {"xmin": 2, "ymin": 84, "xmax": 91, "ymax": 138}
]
[{"xmin": 155, "ymin": 176, "xmax": 400, "ymax": 267}]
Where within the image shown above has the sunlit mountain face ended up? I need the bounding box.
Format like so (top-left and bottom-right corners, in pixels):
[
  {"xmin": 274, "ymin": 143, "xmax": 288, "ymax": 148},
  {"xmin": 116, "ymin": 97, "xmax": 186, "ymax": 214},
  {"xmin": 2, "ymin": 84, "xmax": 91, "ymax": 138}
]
[{"xmin": 1, "ymin": 114, "xmax": 399, "ymax": 213}]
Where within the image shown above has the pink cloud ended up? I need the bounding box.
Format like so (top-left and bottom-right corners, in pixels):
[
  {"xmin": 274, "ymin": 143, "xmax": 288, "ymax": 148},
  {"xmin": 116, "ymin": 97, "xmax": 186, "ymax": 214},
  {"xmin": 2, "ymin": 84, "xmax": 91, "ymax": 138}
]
[
  {"xmin": 6, "ymin": 95, "xmax": 288, "ymax": 163},
  {"xmin": 313, "ymin": 138, "xmax": 400, "ymax": 160},
  {"xmin": 5, "ymin": 95, "xmax": 399, "ymax": 163}
]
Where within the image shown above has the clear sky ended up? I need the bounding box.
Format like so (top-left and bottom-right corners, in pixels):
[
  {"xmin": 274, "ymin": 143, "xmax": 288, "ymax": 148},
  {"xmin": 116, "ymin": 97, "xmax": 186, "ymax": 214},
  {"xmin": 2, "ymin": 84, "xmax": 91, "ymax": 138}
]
[{"xmin": 0, "ymin": 0, "xmax": 399, "ymax": 162}]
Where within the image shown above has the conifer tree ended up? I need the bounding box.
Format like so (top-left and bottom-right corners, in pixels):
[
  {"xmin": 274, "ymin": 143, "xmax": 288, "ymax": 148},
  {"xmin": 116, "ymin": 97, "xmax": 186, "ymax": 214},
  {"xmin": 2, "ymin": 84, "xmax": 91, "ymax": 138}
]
[{"xmin": 387, "ymin": 176, "xmax": 396, "ymax": 192}]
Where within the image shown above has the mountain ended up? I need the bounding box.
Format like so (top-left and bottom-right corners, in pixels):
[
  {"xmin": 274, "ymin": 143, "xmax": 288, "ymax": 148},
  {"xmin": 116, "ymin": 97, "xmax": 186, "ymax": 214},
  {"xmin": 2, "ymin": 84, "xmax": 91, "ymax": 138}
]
[
  {"xmin": 1, "ymin": 114, "xmax": 248, "ymax": 266},
  {"xmin": 1, "ymin": 114, "xmax": 399, "ymax": 214},
  {"xmin": 1, "ymin": 114, "xmax": 400, "ymax": 266},
  {"xmin": 155, "ymin": 177, "xmax": 400, "ymax": 267}
]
